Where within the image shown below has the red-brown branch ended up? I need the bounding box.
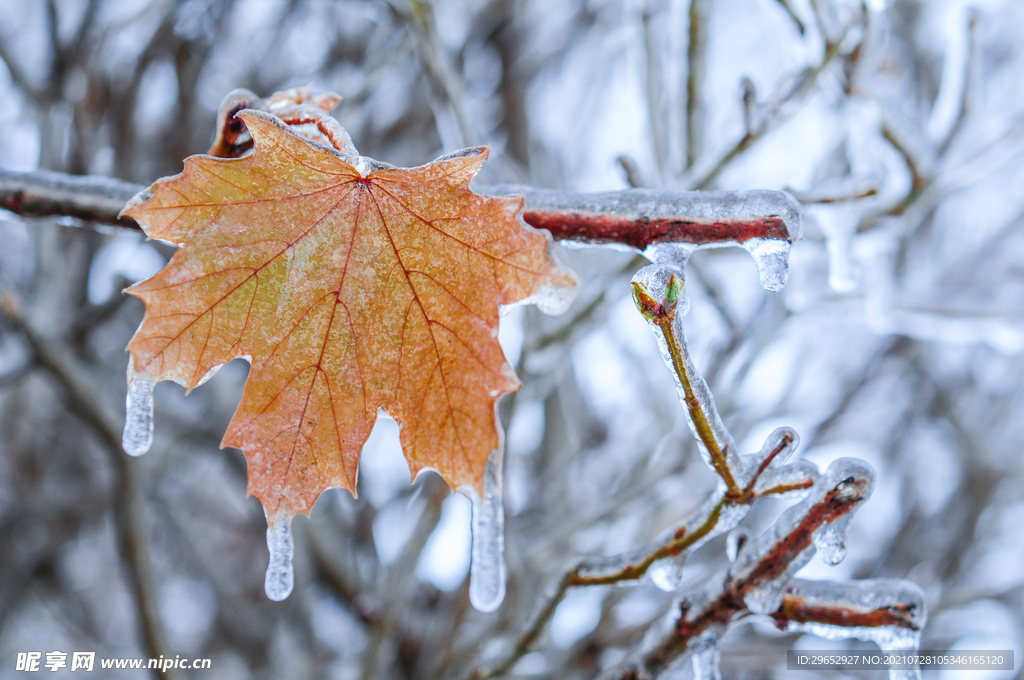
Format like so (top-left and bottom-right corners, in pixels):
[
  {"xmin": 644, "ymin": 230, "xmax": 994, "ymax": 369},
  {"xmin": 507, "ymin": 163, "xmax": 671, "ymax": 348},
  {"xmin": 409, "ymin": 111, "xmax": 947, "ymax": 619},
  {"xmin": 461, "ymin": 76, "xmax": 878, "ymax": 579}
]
[
  {"xmin": 775, "ymin": 593, "xmax": 919, "ymax": 630},
  {"xmin": 0, "ymin": 168, "xmax": 801, "ymax": 256},
  {"xmin": 611, "ymin": 475, "xmax": 873, "ymax": 680},
  {"xmin": 522, "ymin": 211, "xmax": 789, "ymax": 249}
]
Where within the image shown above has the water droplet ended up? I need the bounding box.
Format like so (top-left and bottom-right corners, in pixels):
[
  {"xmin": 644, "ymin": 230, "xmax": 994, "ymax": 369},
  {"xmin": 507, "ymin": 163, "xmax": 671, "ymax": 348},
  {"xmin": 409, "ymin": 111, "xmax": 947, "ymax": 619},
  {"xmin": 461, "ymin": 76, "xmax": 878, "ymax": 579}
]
[
  {"xmin": 649, "ymin": 555, "xmax": 685, "ymax": 591},
  {"xmin": 123, "ymin": 380, "xmax": 154, "ymax": 456},
  {"xmin": 265, "ymin": 515, "xmax": 294, "ymax": 601},
  {"xmin": 468, "ymin": 450, "xmax": 506, "ymax": 612}
]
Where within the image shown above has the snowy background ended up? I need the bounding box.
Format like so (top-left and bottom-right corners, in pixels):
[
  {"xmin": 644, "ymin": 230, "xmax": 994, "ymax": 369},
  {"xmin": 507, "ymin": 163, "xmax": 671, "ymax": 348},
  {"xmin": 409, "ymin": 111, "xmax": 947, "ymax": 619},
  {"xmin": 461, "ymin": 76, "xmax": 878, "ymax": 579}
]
[{"xmin": 1, "ymin": 0, "xmax": 1023, "ymax": 678}]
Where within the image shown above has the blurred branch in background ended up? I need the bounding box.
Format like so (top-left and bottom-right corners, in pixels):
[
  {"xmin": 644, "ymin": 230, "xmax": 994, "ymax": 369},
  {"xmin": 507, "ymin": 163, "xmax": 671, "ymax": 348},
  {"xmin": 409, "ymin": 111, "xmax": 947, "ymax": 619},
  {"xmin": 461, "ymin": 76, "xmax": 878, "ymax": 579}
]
[{"xmin": 1, "ymin": 0, "xmax": 1023, "ymax": 679}]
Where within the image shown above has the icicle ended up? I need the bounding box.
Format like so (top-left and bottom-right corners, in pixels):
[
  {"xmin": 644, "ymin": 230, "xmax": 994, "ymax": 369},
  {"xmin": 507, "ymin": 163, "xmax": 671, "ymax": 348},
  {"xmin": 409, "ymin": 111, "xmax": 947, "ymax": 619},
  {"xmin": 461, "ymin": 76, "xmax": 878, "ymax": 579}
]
[
  {"xmin": 691, "ymin": 642, "xmax": 723, "ymax": 680},
  {"xmin": 264, "ymin": 514, "xmax": 294, "ymax": 601},
  {"xmin": 808, "ymin": 205, "xmax": 861, "ymax": 292},
  {"xmin": 468, "ymin": 449, "xmax": 506, "ymax": 612},
  {"xmin": 123, "ymin": 379, "xmax": 154, "ymax": 456},
  {"xmin": 742, "ymin": 238, "xmax": 792, "ymax": 292},
  {"xmin": 813, "ymin": 513, "xmax": 853, "ymax": 566}
]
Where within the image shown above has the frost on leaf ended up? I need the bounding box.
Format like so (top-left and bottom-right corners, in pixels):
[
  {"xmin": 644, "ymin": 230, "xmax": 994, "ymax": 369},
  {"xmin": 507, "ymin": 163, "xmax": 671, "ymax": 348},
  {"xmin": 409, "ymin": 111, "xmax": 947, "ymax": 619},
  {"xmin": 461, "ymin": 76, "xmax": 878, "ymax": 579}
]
[{"xmin": 120, "ymin": 107, "xmax": 576, "ymax": 522}]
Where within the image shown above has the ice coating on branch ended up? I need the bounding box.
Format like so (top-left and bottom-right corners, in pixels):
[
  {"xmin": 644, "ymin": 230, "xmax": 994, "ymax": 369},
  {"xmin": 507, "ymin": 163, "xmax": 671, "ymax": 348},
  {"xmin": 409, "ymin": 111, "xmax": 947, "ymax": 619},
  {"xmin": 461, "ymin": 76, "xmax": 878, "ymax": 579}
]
[
  {"xmin": 780, "ymin": 579, "xmax": 926, "ymax": 680},
  {"xmin": 738, "ymin": 428, "xmax": 818, "ymax": 500},
  {"xmin": 632, "ymin": 264, "xmax": 740, "ymax": 478},
  {"xmin": 466, "ymin": 449, "xmax": 506, "ymax": 612},
  {"xmin": 691, "ymin": 641, "xmax": 723, "ymax": 680},
  {"xmin": 633, "ymin": 263, "xmax": 692, "ymax": 318},
  {"xmin": 646, "ymin": 497, "xmax": 748, "ymax": 591},
  {"xmin": 753, "ymin": 460, "xmax": 820, "ymax": 500},
  {"xmin": 575, "ymin": 490, "xmax": 748, "ymax": 588},
  {"xmin": 731, "ymin": 458, "xmax": 875, "ymax": 615},
  {"xmin": 752, "ymin": 427, "xmax": 800, "ymax": 468},
  {"xmin": 736, "ymin": 427, "xmax": 818, "ymax": 500},
  {"xmin": 264, "ymin": 514, "xmax": 294, "ymax": 601},
  {"xmin": 123, "ymin": 379, "xmax": 154, "ymax": 457},
  {"xmin": 482, "ymin": 186, "xmax": 803, "ymax": 292},
  {"xmin": 645, "ymin": 242, "xmax": 699, "ymax": 269}
]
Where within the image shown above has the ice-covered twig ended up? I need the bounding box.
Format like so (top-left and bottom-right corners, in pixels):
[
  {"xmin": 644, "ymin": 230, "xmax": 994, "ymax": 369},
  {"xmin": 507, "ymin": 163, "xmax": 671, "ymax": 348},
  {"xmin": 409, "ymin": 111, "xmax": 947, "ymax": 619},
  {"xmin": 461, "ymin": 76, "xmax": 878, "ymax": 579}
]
[
  {"xmin": 2, "ymin": 169, "xmax": 802, "ymax": 289},
  {"xmin": 774, "ymin": 578, "xmax": 925, "ymax": 640},
  {"xmin": 773, "ymin": 0, "xmax": 806, "ymax": 35},
  {"xmin": 403, "ymin": 0, "xmax": 476, "ymax": 148},
  {"xmin": 641, "ymin": 4, "xmax": 667, "ymax": 177},
  {"xmin": 631, "ymin": 265, "xmax": 742, "ymax": 494},
  {"xmin": 460, "ymin": 260, "xmax": 816, "ymax": 680},
  {"xmin": 0, "ymin": 167, "xmax": 801, "ymax": 267},
  {"xmin": 486, "ymin": 185, "xmax": 801, "ymax": 255},
  {"xmin": 607, "ymin": 460, "xmax": 886, "ymax": 680},
  {"xmin": 362, "ymin": 477, "xmax": 447, "ymax": 680}
]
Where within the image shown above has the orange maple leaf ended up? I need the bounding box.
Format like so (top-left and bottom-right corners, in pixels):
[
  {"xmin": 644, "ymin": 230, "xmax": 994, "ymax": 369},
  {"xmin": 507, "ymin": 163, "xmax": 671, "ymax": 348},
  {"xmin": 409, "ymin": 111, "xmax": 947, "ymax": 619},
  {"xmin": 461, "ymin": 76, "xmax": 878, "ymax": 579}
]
[{"xmin": 122, "ymin": 109, "xmax": 575, "ymax": 520}]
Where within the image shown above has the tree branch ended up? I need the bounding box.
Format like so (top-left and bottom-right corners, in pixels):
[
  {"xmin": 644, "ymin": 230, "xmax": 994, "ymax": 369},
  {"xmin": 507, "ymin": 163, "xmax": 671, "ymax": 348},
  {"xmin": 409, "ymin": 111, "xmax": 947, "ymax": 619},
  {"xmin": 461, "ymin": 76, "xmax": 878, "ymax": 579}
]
[
  {"xmin": 0, "ymin": 168, "xmax": 141, "ymax": 228},
  {"xmin": 685, "ymin": 0, "xmax": 707, "ymax": 169},
  {"xmin": 0, "ymin": 169, "xmax": 803, "ymax": 253},
  {"xmin": 606, "ymin": 461, "xmax": 911, "ymax": 680}
]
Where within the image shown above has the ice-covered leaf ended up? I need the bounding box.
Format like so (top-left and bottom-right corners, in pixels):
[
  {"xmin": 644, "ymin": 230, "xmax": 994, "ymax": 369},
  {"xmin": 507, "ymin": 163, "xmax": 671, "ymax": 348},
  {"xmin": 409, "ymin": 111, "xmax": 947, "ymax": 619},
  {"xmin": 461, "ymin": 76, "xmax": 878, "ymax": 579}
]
[{"xmin": 121, "ymin": 108, "xmax": 576, "ymax": 526}]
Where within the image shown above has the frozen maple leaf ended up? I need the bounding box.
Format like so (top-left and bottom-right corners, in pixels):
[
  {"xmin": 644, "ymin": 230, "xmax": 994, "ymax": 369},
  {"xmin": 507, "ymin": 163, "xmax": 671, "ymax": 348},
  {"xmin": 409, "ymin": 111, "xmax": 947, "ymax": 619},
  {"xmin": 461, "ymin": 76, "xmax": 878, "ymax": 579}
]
[{"xmin": 121, "ymin": 108, "xmax": 575, "ymax": 520}]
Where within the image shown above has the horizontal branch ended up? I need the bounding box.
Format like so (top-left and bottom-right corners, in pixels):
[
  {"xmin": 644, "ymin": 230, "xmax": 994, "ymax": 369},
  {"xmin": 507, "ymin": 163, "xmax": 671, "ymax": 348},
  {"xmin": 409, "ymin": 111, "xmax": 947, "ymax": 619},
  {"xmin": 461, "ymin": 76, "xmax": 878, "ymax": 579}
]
[
  {"xmin": 486, "ymin": 185, "xmax": 801, "ymax": 251},
  {"xmin": 0, "ymin": 168, "xmax": 802, "ymax": 253},
  {"xmin": 0, "ymin": 168, "xmax": 142, "ymax": 229},
  {"xmin": 775, "ymin": 580, "xmax": 923, "ymax": 631}
]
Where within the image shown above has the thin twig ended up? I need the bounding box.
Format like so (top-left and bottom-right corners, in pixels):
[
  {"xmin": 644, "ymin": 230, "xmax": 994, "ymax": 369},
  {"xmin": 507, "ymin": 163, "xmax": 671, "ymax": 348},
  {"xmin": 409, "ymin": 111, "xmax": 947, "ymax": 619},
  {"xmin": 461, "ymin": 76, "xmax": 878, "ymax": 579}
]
[
  {"xmin": 641, "ymin": 1, "xmax": 666, "ymax": 177},
  {"xmin": 462, "ymin": 571, "xmax": 574, "ymax": 680},
  {"xmin": 786, "ymin": 185, "xmax": 878, "ymax": 204},
  {"xmin": 633, "ymin": 276, "xmax": 740, "ymax": 493},
  {"xmin": 617, "ymin": 155, "xmax": 647, "ymax": 189},
  {"xmin": 773, "ymin": 0, "xmax": 806, "ymax": 35},
  {"xmin": 402, "ymin": 0, "xmax": 475, "ymax": 148},
  {"xmin": 685, "ymin": 0, "xmax": 707, "ymax": 170},
  {"xmin": 0, "ymin": 168, "xmax": 140, "ymax": 228},
  {"xmin": 693, "ymin": 27, "xmax": 850, "ymax": 190},
  {"xmin": 881, "ymin": 122, "xmax": 931, "ymax": 216},
  {"xmin": 0, "ymin": 291, "xmax": 179, "ymax": 680},
  {"xmin": 937, "ymin": 9, "xmax": 978, "ymax": 157}
]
